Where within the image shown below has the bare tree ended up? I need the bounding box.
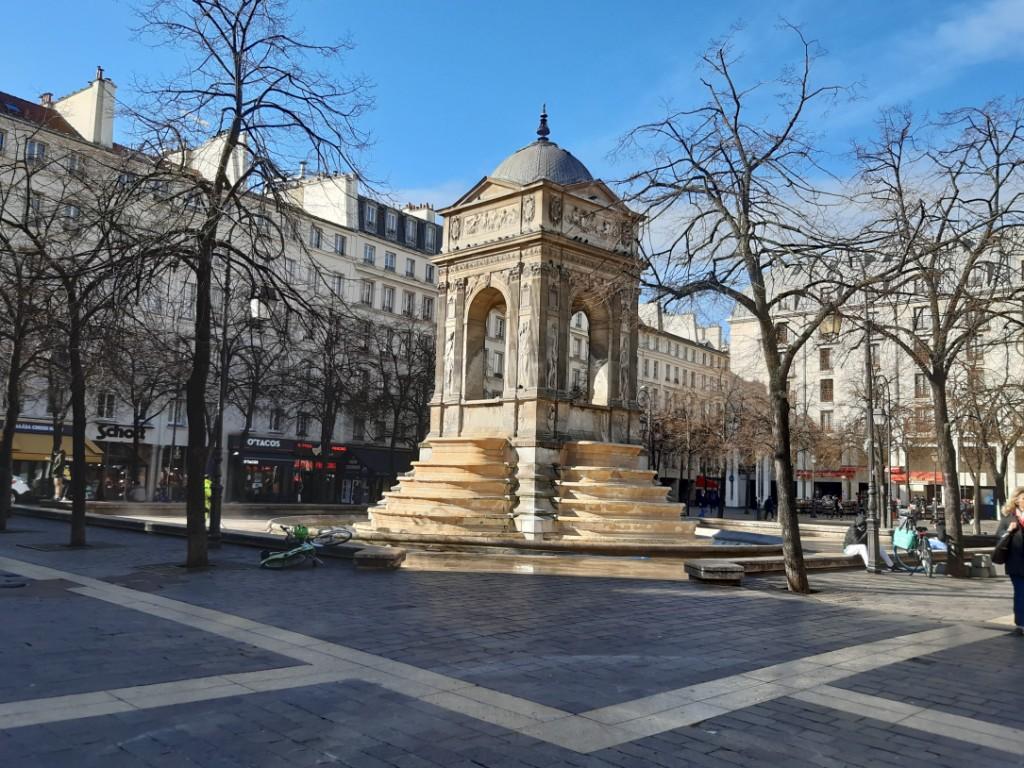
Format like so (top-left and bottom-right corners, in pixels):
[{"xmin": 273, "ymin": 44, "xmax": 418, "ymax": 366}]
[
  {"xmin": 618, "ymin": 26, "xmax": 888, "ymax": 592},
  {"xmin": 132, "ymin": 0, "xmax": 371, "ymax": 566},
  {"xmin": 855, "ymin": 103, "xmax": 1024, "ymax": 575}
]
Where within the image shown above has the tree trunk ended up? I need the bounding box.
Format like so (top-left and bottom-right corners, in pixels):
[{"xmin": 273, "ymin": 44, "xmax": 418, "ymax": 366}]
[
  {"xmin": 770, "ymin": 384, "xmax": 809, "ymax": 593},
  {"xmin": 931, "ymin": 379, "xmax": 965, "ymax": 576},
  {"xmin": 0, "ymin": 332, "xmax": 23, "ymax": 531},
  {"xmin": 67, "ymin": 303, "xmax": 88, "ymax": 548},
  {"xmin": 130, "ymin": 407, "xmax": 143, "ymax": 497},
  {"xmin": 184, "ymin": 253, "xmax": 212, "ymax": 568}
]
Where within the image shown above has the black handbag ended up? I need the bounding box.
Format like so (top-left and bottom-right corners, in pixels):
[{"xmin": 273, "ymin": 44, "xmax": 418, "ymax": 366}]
[{"xmin": 993, "ymin": 530, "xmax": 1013, "ymax": 565}]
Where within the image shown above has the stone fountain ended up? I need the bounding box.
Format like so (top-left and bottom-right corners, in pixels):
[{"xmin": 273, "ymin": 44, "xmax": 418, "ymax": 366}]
[{"xmin": 358, "ymin": 111, "xmax": 696, "ymax": 546}]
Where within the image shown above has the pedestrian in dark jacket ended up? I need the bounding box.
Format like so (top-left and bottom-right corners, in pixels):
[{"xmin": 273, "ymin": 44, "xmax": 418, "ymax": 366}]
[{"xmin": 995, "ymin": 487, "xmax": 1024, "ymax": 636}]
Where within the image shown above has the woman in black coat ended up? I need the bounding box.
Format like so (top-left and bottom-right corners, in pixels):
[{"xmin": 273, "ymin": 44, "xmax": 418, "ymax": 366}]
[{"xmin": 995, "ymin": 487, "xmax": 1024, "ymax": 636}]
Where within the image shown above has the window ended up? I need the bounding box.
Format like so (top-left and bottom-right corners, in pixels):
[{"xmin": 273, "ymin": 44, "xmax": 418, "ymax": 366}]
[
  {"xmin": 364, "ymin": 203, "xmax": 377, "ymax": 230},
  {"xmin": 819, "ymin": 348, "xmax": 832, "ymax": 371},
  {"xmin": 425, "ymin": 225, "xmax": 436, "ymax": 252},
  {"xmin": 573, "ymin": 338, "xmax": 582, "ymax": 358},
  {"xmin": 384, "ymin": 251, "xmax": 396, "ymax": 271},
  {"xmin": 330, "ymin": 273, "xmax": 345, "ymax": 297},
  {"xmin": 62, "ymin": 202, "xmax": 81, "ymax": 226},
  {"xmin": 820, "ymin": 378, "xmax": 834, "ymax": 403},
  {"xmin": 493, "ymin": 351, "xmax": 504, "ymax": 378},
  {"xmin": 334, "ymin": 233, "xmax": 346, "ymax": 255},
  {"xmin": 97, "ymin": 391, "xmax": 116, "ymax": 419},
  {"xmin": 912, "ymin": 306, "xmax": 927, "ymax": 331},
  {"xmin": 405, "ymin": 258, "xmax": 416, "ymax": 278},
  {"xmin": 572, "ymin": 368, "xmax": 583, "ymax": 389},
  {"xmin": 915, "ymin": 373, "xmax": 929, "ymax": 399},
  {"xmin": 494, "ymin": 316, "xmax": 505, "ymax": 339},
  {"xmin": 402, "ymin": 290, "xmax": 415, "ymax": 317},
  {"xmin": 268, "ymin": 408, "xmax": 284, "ymax": 432},
  {"xmin": 353, "ymin": 415, "xmax": 365, "ymax": 441},
  {"xmin": 360, "ymin": 279, "xmax": 375, "ymax": 306},
  {"xmin": 381, "ymin": 286, "xmax": 395, "ymax": 312},
  {"xmin": 116, "ymin": 171, "xmax": 137, "ymax": 189},
  {"xmin": 775, "ymin": 322, "xmax": 789, "ymax": 344},
  {"xmin": 674, "ymin": 366, "xmax": 680, "ymax": 384},
  {"xmin": 296, "ymin": 412, "xmax": 310, "ymax": 437},
  {"xmin": 66, "ymin": 152, "xmax": 85, "ymax": 176},
  {"xmin": 422, "ymin": 296, "xmax": 434, "ymax": 321},
  {"xmin": 284, "ymin": 258, "xmax": 297, "ymax": 281},
  {"xmin": 363, "ymin": 244, "xmax": 376, "ymax": 265},
  {"xmin": 691, "ymin": 371, "xmax": 696, "ymax": 387},
  {"xmin": 653, "ymin": 360, "xmax": 659, "ymax": 379},
  {"xmin": 310, "ymin": 225, "xmax": 323, "ymax": 249},
  {"xmin": 168, "ymin": 398, "xmax": 185, "ymax": 425},
  {"xmin": 385, "ymin": 210, "xmax": 398, "ymax": 238},
  {"xmin": 26, "ymin": 140, "xmax": 46, "ymax": 164},
  {"xmin": 643, "ymin": 358, "xmax": 649, "ymax": 377},
  {"xmin": 405, "ymin": 218, "xmax": 417, "ymax": 244},
  {"xmin": 425, "ymin": 264, "xmax": 435, "ymax": 284},
  {"xmin": 0, "ymin": 130, "xmax": 5, "ymax": 153},
  {"xmin": 820, "ymin": 411, "xmax": 833, "ymax": 432}
]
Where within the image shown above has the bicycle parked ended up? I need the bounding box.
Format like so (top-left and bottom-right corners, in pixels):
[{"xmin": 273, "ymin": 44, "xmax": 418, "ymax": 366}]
[
  {"xmin": 259, "ymin": 524, "xmax": 353, "ymax": 569},
  {"xmin": 892, "ymin": 514, "xmax": 936, "ymax": 577}
]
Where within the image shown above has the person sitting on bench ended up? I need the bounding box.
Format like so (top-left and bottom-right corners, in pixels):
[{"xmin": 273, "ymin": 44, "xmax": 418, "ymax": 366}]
[{"xmin": 843, "ymin": 513, "xmax": 894, "ymax": 569}]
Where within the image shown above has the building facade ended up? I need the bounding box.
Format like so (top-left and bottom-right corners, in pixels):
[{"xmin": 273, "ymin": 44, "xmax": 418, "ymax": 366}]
[{"xmin": 0, "ymin": 69, "xmax": 441, "ymax": 505}]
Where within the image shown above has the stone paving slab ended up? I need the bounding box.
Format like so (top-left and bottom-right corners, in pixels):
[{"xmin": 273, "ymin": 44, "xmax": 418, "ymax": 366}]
[
  {"xmin": 3, "ymin": 514, "xmax": 1024, "ymax": 766},
  {"xmin": 0, "ymin": 584, "xmax": 299, "ymax": 704},
  {"xmin": 832, "ymin": 633, "xmax": 1024, "ymax": 728}
]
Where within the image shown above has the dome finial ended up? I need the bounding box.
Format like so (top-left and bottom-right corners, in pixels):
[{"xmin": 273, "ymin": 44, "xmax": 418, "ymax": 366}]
[{"xmin": 536, "ymin": 104, "xmax": 550, "ymax": 142}]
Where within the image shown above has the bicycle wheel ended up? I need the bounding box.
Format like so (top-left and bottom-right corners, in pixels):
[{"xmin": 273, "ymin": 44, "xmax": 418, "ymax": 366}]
[
  {"xmin": 919, "ymin": 542, "xmax": 934, "ymax": 577},
  {"xmin": 312, "ymin": 527, "xmax": 352, "ymax": 547},
  {"xmin": 891, "ymin": 546, "xmax": 920, "ymax": 574}
]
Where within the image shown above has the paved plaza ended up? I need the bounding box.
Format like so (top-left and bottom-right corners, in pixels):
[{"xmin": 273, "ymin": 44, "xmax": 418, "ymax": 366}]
[{"xmin": 1, "ymin": 517, "xmax": 1022, "ymax": 767}]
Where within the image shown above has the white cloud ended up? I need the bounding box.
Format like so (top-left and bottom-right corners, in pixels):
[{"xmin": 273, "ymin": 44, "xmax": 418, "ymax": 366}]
[{"xmin": 930, "ymin": 0, "xmax": 1024, "ymax": 63}]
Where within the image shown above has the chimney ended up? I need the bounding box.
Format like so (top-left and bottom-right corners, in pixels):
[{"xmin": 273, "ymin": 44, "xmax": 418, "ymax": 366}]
[
  {"xmin": 298, "ymin": 161, "xmax": 307, "ymax": 179},
  {"xmin": 39, "ymin": 92, "xmax": 53, "ymax": 107},
  {"xmin": 53, "ymin": 67, "xmax": 116, "ymax": 148}
]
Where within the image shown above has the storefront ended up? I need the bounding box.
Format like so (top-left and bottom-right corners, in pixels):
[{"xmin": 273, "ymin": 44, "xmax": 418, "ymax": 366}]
[
  {"xmin": 3, "ymin": 420, "xmax": 103, "ymax": 497},
  {"xmin": 91, "ymin": 422, "xmax": 152, "ymax": 501},
  {"xmin": 227, "ymin": 434, "xmax": 413, "ymax": 505}
]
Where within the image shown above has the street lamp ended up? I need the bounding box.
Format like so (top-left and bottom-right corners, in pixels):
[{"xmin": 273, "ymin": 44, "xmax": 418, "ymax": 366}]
[
  {"xmin": 208, "ymin": 283, "xmax": 276, "ymax": 544},
  {"xmin": 862, "ymin": 323, "xmax": 883, "ymax": 573}
]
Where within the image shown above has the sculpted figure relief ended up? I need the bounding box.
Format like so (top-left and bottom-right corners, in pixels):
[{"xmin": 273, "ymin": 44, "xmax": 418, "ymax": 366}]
[
  {"xmin": 518, "ymin": 318, "xmax": 535, "ymax": 387},
  {"xmin": 546, "ymin": 321, "xmax": 559, "ymax": 390},
  {"xmin": 450, "ymin": 216, "xmax": 461, "ymax": 241},
  {"xmin": 523, "ymin": 195, "xmax": 536, "ymax": 224},
  {"xmin": 444, "ymin": 329, "xmax": 456, "ymax": 395},
  {"xmin": 549, "ymin": 196, "xmax": 563, "ymax": 225},
  {"xmin": 618, "ymin": 324, "xmax": 630, "ymax": 401}
]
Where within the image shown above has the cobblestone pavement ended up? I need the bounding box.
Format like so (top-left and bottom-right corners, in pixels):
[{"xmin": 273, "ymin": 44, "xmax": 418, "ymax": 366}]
[{"xmin": 1, "ymin": 515, "xmax": 1022, "ymax": 767}]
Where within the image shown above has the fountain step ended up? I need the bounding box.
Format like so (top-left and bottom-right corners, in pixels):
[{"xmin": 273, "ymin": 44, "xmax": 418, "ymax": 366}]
[
  {"xmin": 379, "ymin": 494, "xmax": 512, "ymax": 514},
  {"xmin": 394, "ymin": 479, "xmax": 512, "ymax": 497},
  {"xmin": 561, "ymin": 441, "xmax": 645, "ymax": 469},
  {"xmin": 556, "ymin": 482, "xmax": 668, "ymax": 502},
  {"xmin": 557, "ymin": 517, "xmax": 699, "ymax": 538},
  {"xmin": 555, "ymin": 498, "xmax": 685, "ymax": 518},
  {"xmin": 557, "ymin": 467, "xmax": 658, "ymax": 484},
  {"xmin": 411, "ymin": 462, "xmax": 515, "ymax": 480}
]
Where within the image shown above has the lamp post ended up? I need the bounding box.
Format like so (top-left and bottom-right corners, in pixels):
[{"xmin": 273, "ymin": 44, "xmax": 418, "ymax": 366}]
[
  {"xmin": 208, "ymin": 283, "xmax": 275, "ymax": 544},
  {"xmin": 862, "ymin": 318, "xmax": 883, "ymax": 573}
]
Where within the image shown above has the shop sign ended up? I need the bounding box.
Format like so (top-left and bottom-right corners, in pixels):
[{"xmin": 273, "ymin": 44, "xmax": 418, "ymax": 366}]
[
  {"xmin": 246, "ymin": 437, "xmax": 283, "ymax": 449},
  {"xmin": 95, "ymin": 423, "xmax": 151, "ymax": 442},
  {"xmin": 0, "ymin": 421, "xmax": 70, "ymax": 435}
]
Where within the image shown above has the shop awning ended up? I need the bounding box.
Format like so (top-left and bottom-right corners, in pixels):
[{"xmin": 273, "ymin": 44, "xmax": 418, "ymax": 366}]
[
  {"xmin": 12, "ymin": 433, "xmax": 103, "ymax": 463},
  {"xmin": 97, "ymin": 441, "xmax": 148, "ymax": 466}
]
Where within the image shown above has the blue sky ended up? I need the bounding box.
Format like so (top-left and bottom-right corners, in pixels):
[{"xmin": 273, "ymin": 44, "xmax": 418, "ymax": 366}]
[{"xmin": 5, "ymin": 0, "xmax": 1024, "ymax": 212}]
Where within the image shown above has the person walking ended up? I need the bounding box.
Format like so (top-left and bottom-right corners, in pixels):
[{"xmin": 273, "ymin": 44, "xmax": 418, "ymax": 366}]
[
  {"xmin": 763, "ymin": 495, "xmax": 775, "ymax": 521},
  {"xmin": 994, "ymin": 487, "xmax": 1024, "ymax": 636}
]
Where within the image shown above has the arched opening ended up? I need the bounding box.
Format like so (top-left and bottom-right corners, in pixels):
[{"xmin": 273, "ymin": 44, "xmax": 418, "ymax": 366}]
[
  {"xmin": 464, "ymin": 287, "xmax": 507, "ymax": 400},
  {"xmin": 568, "ymin": 298, "xmax": 611, "ymax": 405}
]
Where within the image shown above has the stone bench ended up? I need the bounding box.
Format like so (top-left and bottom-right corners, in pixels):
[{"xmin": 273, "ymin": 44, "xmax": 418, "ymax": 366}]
[
  {"xmin": 684, "ymin": 559, "xmax": 744, "ymax": 585},
  {"xmin": 353, "ymin": 546, "xmax": 406, "ymax": 571}
]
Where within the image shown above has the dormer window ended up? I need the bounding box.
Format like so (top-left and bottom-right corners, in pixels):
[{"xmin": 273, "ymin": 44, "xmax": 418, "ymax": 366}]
[
  {"xmin": 364, "ymin": 203, "xmax": 377, "ymax": 230},
  {"xmin": 405, "ymin": 218, "xmax": 417, "ymax": 244},
  {"xmin": 425, "ymin": 225, "xmax": 436, "ymax": 252},
  {"xmin": 385, "ymin": 210, "xmax": 398, "ymax": 238}
]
